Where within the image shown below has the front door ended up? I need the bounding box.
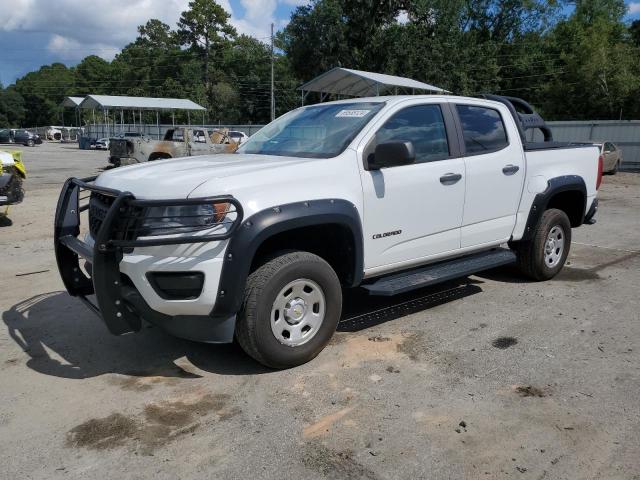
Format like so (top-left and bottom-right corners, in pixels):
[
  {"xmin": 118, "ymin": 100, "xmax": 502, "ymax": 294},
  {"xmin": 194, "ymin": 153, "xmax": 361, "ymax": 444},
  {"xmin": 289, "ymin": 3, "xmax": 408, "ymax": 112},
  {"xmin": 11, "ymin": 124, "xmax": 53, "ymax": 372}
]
[
  {"xmin": 188, "ymin": 129, "xmax": 210, "ymax": 156},
  {"xmin": 453, "ymin": 103, "xmax": 525, "ymax": 248},
  {"xmin": 359, "ymin": 103, "xmax": 466, "ymax": 272}
]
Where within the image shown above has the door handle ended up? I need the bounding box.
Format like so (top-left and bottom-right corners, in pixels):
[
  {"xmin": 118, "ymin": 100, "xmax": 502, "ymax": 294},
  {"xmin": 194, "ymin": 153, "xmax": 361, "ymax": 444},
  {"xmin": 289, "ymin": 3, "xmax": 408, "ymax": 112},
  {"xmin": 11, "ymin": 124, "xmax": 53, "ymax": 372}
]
[
  {"xmin": 439, "ymin": 173, "xmax": 462, "ymax": 185},
  {"xmin": 502, "ymin": 164, "xmax": 520, "ymax": 175}
]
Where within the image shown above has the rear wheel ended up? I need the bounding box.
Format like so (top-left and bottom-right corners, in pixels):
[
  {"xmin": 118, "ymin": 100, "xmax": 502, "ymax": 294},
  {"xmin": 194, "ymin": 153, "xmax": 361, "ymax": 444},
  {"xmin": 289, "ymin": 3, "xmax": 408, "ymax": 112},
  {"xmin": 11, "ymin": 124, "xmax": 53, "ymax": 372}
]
[
  {"xmin": 514, "ymin": 208, "xmax": 571, "ymax": 281},
  {"xmin": 235, "ymin": 251, "xmax": 342, "ymax": 369}
]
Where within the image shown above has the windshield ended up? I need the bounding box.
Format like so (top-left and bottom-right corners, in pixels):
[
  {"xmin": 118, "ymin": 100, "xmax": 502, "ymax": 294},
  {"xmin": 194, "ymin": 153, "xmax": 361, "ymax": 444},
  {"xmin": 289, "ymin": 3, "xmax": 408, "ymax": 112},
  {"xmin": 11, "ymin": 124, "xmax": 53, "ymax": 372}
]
[{"xmin": 238, "ymin": 102, "xmax": 384, "ymax": 158}]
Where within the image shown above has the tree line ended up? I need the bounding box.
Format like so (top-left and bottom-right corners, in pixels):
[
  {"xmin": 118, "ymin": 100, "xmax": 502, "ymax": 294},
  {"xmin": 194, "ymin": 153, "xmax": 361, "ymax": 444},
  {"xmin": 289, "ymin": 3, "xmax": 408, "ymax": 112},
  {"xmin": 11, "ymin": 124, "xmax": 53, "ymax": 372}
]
[{"xmin": 1, "ymin": 0, "xmax": 639, "ymax": 128}]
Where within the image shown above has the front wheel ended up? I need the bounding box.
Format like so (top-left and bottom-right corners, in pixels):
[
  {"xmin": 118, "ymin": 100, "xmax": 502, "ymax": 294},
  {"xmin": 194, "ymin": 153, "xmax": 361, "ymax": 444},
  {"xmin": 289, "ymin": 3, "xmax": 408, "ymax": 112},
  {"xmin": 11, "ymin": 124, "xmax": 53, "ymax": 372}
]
[
  {"xmin": 514, "ymin": 208, "xmax": 572, "ymax": 281},
  {"xmin": 27, "ymin": 139, "xmax": 34, "ymax": 147},
  {"xmin": 235, "ymin": 251, "xmax": 342, "ymax": 369}
]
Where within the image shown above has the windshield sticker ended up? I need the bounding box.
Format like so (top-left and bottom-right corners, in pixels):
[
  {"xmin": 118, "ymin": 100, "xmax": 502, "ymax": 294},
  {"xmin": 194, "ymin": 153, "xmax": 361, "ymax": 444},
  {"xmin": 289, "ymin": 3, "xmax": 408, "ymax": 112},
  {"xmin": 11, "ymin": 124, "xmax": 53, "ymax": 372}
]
[{"xmin": 335, "ymin": 109, "xmax": 371, "ymax": 118}]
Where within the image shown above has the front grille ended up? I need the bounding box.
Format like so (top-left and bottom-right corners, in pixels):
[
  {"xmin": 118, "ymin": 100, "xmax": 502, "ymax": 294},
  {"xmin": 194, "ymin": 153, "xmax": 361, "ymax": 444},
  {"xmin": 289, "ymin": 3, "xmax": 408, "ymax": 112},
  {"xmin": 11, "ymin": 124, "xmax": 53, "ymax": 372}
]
[{"xmin": 89, "ymin": 193, "xmax": 115, "ymax": 236}]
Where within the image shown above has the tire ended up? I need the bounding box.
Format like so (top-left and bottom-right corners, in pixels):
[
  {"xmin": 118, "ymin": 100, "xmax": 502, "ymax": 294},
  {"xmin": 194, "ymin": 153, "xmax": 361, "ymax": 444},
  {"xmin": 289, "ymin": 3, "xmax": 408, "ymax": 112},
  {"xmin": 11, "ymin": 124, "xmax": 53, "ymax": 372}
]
[
  {"xmin": 610, "ymin": 161, "xmax": 619, "ymax": 175},
  {"xmin": 514, "ymin": 208, "xmax": 571, "ymax": 281},
  {"xmin": 27, "ymin": 139, "xmax": 34, "ymax": 147},
  {"xmin": 235, "ymin": 251, "xmax": 342, "ymax": 369}
]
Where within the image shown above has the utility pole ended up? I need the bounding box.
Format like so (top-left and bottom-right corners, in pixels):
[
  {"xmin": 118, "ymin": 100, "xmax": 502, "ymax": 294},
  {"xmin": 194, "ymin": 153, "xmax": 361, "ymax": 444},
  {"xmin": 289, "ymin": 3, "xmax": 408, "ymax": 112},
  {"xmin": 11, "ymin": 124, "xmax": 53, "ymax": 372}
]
[{"xmin": 270, "ymin": 22, "xmax": 275, "ymax": 121}]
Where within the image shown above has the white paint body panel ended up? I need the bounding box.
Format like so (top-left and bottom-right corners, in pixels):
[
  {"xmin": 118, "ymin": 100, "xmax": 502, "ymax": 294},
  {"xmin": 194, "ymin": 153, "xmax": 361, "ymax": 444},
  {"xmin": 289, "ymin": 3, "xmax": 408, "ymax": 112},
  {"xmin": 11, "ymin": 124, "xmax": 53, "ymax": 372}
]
[
  {"xmin": 450, "ymin": 99, "xmax": 527, "ymax": 248},
  {"xmin": 92, "ymin": 95, "xmax": 600, "ymax": 317},
  {"xmin": 511, "ymin": 146, "xmax": 599, "ymax": 240}
]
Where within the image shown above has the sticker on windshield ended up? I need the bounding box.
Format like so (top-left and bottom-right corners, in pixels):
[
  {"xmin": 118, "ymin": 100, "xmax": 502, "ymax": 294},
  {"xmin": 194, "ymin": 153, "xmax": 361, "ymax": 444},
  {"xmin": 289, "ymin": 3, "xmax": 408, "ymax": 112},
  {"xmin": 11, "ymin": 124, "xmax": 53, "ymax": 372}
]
[{"xmin": 335, "ymin": 109, "xmax": 371, "ymax": 118}]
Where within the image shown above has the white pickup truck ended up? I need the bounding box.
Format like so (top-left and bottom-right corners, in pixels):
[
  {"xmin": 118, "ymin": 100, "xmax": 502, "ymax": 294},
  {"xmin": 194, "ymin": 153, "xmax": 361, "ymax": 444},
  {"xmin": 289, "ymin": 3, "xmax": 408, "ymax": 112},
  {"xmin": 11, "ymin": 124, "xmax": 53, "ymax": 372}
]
[{"xmin": 55, "ymin": 95, "xmax": 602, "ymax": 368}]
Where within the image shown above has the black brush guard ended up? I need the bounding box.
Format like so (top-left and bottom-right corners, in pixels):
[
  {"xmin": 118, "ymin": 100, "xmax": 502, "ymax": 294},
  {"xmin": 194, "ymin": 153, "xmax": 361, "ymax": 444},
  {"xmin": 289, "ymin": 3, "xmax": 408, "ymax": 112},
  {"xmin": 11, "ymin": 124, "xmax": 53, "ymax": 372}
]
[{"xmin": 54, "ymin": 176, "xmax": 243, "ymax": 335}]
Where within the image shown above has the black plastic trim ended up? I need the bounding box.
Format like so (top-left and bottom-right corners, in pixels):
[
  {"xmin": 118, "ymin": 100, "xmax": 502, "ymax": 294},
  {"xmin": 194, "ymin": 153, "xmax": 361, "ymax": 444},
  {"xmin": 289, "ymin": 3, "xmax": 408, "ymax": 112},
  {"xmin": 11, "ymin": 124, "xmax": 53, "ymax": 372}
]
[
  {"xmin": 520, "ymin": 175, "xmax": 587, "ymax": 241},
  {"xmin": 210, "ymin": 199, "xmax": 364, "ymax": 318},
  {"xmin": 584, "ymin": 198, "xmax": 598, "ymax": 225},
  {"xmin": 478, "ymin": 94, "xmax": 553, "ymax": 144},
  {"xmin": 146, "ymin": 271, "xmax": 205, "ymax": 300}
]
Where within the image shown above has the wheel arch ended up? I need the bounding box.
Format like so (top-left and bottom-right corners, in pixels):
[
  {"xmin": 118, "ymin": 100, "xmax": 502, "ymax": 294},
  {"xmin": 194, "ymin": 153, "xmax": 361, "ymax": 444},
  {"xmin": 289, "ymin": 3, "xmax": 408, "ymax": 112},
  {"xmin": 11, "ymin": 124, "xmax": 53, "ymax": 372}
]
[
  {"xmin": 148, "ymin": 152, "xmax": 172, "ymax": 161},
  {"xmin": 521, "ymin": 175, "xmax": 587, "ymax": 241},
  {"xmin": 210, "ymin": 199, "xmax": 364, "ymax": 318}
]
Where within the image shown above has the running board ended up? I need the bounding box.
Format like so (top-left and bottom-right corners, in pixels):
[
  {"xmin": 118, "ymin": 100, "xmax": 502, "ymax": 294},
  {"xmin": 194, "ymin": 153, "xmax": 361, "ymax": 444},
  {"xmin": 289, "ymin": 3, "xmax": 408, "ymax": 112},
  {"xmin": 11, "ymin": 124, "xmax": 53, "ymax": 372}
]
[{"xmin": 362, "ymin": 249, "xmax": 516, "ymax": 296}]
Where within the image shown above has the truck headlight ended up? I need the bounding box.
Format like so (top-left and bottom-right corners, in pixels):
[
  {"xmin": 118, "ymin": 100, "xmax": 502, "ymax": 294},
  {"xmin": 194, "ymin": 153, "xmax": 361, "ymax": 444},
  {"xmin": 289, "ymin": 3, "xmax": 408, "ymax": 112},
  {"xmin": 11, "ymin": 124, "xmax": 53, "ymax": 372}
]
[{"xmin": 139, "ymin": 202, "xmax": 230, "ymax": 236}]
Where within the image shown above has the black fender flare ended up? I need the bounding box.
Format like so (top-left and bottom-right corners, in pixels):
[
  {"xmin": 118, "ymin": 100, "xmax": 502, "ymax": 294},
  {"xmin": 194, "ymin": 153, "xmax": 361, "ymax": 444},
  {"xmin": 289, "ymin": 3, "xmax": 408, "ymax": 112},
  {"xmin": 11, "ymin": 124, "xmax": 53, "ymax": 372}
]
[
  {"xmin": 210, "ymin": 199, "xmax": 364, "ymax": 318},
  {"xmin": 520, "ymin": 175, "xmax": 587, "ymax": 241}
]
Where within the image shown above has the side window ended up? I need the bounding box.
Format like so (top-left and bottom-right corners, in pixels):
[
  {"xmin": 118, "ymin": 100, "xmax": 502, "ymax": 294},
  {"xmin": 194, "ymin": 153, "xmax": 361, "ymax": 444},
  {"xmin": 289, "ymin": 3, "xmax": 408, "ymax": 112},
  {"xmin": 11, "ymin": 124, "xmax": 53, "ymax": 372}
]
[
  {"xmin": 375, "ymin": 105, "xmax": 450, "ymax": 164},
  {"xmin": 192, "ymin": 130, "xmax": 207, "ymax": 143},
  {"xmin": 164, "ymin": 130, "xmax": 185, "ymax": 142},
  {"xmin": 456, "ymin": 105, "xmax": 508, "ymax": 154}
]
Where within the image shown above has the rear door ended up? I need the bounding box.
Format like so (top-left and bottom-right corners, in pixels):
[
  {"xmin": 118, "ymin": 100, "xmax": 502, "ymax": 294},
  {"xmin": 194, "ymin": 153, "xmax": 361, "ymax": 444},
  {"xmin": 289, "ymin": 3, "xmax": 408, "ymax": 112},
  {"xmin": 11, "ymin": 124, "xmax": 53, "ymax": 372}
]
[
  {"xmin": 359, "ymin": 102, "xmax": 466, "ymax": 271},
  {"xmin": 452, "ymin": 102, "xmax": 526, "ymax": 248}
]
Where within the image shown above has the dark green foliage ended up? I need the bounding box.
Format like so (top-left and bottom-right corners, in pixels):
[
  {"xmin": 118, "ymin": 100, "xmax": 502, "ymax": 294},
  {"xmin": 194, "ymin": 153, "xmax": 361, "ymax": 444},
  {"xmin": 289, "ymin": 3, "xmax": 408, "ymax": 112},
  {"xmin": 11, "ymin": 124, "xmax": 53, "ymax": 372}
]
[
  {"xmin": 1, "ymin": 0, "xmax": 639, "ymax": 128},
  {"xmin": 0, "ymin": 85, "xmax": 26, "ymax": 127}
]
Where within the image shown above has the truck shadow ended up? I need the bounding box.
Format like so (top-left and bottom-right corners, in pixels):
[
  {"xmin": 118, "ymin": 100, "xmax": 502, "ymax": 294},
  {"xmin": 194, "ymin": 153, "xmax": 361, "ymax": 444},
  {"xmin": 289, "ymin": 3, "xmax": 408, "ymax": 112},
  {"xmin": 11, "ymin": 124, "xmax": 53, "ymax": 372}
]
[
  {"xmin": 4, "ymin": 280, "xmax": 486, "ymax": 380},
  {"xmin": 2, "ymin": 291, "xmax": 267, "ymax": 379}
]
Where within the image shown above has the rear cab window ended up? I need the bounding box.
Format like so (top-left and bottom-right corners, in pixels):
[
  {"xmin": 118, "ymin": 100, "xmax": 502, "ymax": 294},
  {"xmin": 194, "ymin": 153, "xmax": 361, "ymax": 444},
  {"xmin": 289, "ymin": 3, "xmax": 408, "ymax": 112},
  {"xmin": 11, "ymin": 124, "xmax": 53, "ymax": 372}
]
[{"xmin": 456, "ymin": 105, "xmax": 509, "ymax": 154}]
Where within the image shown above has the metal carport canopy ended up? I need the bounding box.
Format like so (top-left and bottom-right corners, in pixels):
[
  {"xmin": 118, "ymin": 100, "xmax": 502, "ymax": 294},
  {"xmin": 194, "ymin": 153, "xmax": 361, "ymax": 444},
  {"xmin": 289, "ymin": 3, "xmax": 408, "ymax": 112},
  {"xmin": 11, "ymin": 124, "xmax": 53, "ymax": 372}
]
[
  {"xmin": 299, "ymin": 67, "xmax": 449, "ymax": 98},
  {"xmin": 61, "ymin": 96, "xmax": 85, "ymax": 107},
  {"xmin": 78, "ymin": 95, "xmax": 205, "ymax": 111}
]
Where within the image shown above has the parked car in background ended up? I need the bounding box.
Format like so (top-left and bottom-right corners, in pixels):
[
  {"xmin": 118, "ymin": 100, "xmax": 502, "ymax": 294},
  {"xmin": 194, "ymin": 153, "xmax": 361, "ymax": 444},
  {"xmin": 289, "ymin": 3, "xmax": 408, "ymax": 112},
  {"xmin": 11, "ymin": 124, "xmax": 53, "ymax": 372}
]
[
  {"xmin": 15, "ymin": 130, "xmax": 42, "ymax": 147},
  {"xmin": 95, "ymin": 138, "xmax": 110, "ymax": 150},
  {"xmin": 594, "ymin": 141, "xmax": 623, "ymax": 174},
  {"xmin": 46, "ymin": 127, "xmax": 62, "ymax": 141},
  {"xmin": 228, "ymin": 130, "xmax": 249, "ymax": 144},
  {"xmin": 0, "ymin": 129, "xmax": 42, "ymax": 147}
]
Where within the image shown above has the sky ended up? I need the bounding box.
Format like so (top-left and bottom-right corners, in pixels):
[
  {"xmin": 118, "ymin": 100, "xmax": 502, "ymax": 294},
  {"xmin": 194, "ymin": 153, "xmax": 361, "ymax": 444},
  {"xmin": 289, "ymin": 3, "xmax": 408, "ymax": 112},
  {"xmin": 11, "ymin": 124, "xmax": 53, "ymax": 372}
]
[
  {"xmin": 0, "ymin": 0, "xmax": 308, "ymax": 85},
  {"xmin": 0, "ymin": 0, "xmax": 639, "ymax": 86}
]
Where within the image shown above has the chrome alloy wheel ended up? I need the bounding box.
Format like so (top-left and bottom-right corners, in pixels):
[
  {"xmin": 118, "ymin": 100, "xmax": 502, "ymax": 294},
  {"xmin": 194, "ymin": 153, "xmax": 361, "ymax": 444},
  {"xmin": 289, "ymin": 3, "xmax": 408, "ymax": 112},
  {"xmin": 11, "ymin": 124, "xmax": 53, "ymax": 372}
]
[
  {"xmin": 544, "ymin": 225, "xmax": 565, "ymax": 268},
  {"xmin": 270, "ymin": 278, "xmax": 326, "ymax": 347}
]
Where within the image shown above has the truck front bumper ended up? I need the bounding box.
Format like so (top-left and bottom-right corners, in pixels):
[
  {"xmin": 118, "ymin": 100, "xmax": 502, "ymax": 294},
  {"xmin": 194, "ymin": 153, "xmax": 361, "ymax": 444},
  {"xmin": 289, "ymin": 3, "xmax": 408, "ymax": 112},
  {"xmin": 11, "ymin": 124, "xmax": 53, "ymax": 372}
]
[{"xmin": 53, "ymin": 176, "xmax": 243, "ymax": 343}]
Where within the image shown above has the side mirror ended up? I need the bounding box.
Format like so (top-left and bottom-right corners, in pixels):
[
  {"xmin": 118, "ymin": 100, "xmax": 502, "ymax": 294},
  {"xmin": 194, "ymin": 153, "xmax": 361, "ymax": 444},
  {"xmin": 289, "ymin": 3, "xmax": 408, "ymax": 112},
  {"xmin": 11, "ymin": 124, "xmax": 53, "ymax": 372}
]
[{"xmin": 367, "ymin": 141, "xmax": 416, "ymax": 170}]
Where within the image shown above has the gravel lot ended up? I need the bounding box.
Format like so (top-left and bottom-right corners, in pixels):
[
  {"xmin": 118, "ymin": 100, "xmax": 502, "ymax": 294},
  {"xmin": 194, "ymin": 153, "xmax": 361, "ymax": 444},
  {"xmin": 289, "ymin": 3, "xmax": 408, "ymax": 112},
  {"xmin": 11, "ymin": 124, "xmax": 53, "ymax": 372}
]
[{"xmin": 1, "ymin": 142, "xmax": 638, "ymax": 479}]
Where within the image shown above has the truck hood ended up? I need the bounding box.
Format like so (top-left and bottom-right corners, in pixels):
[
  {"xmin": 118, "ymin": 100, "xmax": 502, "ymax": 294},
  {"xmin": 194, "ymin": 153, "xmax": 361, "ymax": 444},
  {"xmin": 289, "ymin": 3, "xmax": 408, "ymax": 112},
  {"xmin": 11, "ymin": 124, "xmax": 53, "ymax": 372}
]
[{"xmin": 94, "ymin": 154, "xmax": 309, "ymax": 199}]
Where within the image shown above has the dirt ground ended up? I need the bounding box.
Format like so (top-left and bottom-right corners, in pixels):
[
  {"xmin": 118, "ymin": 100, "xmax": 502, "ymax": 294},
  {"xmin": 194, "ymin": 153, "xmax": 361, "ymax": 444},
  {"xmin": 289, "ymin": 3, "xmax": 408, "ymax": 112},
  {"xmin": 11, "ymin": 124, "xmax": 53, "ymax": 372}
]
[{"xmin": 1, "ymin": 142, "xmax": 638, "ymax": 479}]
